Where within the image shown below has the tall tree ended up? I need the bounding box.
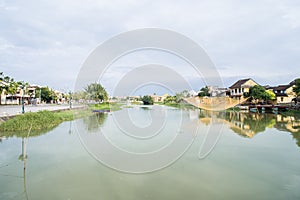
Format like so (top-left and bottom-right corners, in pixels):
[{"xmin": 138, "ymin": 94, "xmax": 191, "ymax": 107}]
[
  {"xmin": 293, "ymin": 78, "xmax": 300, "ymax": 97},
  {"xmin": 40, "ymin": 87, "xmax": 56, "ymax": 103},
  {"xmin": 244, "ymin": 85, "xmax": 273, "ymax": 102},
  {"xmin": 198, "ymin": 86, "xmax": 210, "ymax": 97},
  {"xmin": 140, "ymin": 95, "xmax": 154, "ymax": 105},
  {"xmin": 85, "ymin": 83, "xmax": 108, "ymax": 102}
]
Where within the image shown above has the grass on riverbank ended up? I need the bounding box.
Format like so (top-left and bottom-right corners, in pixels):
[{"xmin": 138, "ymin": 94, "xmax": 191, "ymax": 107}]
[
  {"xmin": 0, "ymin": 109, "xmax": 92, "ymax": 133},
  {"xmin": 157, "ymin": 102, "xmax": 197, "ymax": 109},
  {"xmin": 0, "ymin": 102, "xmax": 123, "ymax": 133},
  {"xmin": 89, "ymin": 102, "xmax": 123, "ymax": 111}
]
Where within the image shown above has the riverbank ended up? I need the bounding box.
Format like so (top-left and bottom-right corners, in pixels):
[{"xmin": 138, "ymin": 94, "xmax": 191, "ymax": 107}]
[
  {"xmin": 0, "ymin": 109, "xmax": 92, "ymax": 133},
  {"xmin": 0, "ymin": 102, "xmax": 123, "ymax": 133}
]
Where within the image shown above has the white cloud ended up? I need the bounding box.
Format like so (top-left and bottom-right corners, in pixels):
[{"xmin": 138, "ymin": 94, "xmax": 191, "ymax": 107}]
[{"xmin": 0, "ymin": 0, "xmax": 299, "ymax": 94}]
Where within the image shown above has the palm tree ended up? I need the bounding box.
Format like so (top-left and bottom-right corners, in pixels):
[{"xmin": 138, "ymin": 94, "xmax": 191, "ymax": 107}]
[{"xmin": 0, "ymin": 72, "xmax": 10, "ymax": 105}]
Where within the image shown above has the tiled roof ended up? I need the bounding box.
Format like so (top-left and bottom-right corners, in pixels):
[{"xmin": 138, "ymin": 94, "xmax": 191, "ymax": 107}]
[
  {"xmin": 229, "ymin": 78, "xmax": 251, "ymax": 89},
  {"xmin": 271, "ymin": 85, "xmax": 291, "ymax": 91}
]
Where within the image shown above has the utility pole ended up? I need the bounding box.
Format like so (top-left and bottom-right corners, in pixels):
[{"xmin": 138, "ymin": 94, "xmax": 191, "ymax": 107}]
[
  {"xmin": 69, "ymin": 91, "xmax": 72, "ymax": 109},
  {"xmin": 21, "ymin": 85, "xmax": 25, "ymax": 114}
]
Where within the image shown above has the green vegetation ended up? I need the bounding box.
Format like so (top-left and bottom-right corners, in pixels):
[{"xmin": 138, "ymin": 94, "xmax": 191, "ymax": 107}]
[
  {"xmin": 0, "ymin": 111, "xmax": 63, "ymax": 132},
  {"xmin": 83, "ymin": 113, "xmax": 108, "ymax": 131},
  {"xmin": 198, "ymin": 86, "xmax": 210, "ymax": 97},
  {"xmin": 85, "ymin": 83, "xmax": 108, "ymax": 102},
  {"xmin": 90, "ymin": 102, "xmax": 123, "ymax": 111},
  {"xmin": 37, "ymin": 86, "xmax": 58, "ymax": 103},
  {"xmin": 0, "ymin": 72, "xmax": 31, "ymax": 105},
  {"xmin": 244, "ymin": 85, "xmax": 275, "ymax": 102},
  {"xmin": 0, "ymin": 109, "xmax": 93, "ymax": 133},
  {"xmin": 226, "ymin": 107, "xmax": 241, "ymax": 112},
  {"xmin": 280, "ymin": 109, "xmax": 300, "ymax": 117},
  {"xmin": 140, "ymin": 95, "xmax": 154, "ymax": 105},
  {"xmin": 293, "ymin": 78, "xmax": 300, "ymax": 97}
]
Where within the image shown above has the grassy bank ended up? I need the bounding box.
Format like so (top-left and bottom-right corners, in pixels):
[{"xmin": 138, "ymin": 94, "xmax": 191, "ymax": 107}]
[
  {"xmin": 89, "ymin": 102, "xmax": 123, "ymax": 111},
  {"xmin": 162, "ymin": 102, "xmax": 197, "ymax": 109},
  {"xmin": 0, "ymin": 102, "xmax": 123, "ymax": 133},
  {"xmin": 0, "ymin": 109, "xmax": 92, "ymax": 133}
]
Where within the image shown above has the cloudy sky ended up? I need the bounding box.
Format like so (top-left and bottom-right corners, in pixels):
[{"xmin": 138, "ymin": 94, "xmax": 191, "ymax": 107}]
[{"xmin": 0, "ymin": 0, "xmax": 299, "ymax": 95}]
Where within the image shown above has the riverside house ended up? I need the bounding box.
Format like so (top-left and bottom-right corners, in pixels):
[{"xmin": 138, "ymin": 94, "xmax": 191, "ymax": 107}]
[
  {"xmin": 266, "ymin": 80, "xmax": 296, "ymax": 104},
  {"xmin": 229, "ymin": 78, "xmax": 259, "ymax": 100}
]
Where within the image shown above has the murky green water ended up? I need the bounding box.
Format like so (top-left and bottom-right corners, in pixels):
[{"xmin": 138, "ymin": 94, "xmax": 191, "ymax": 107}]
[{"xmin": 1, "ymin": 106, "xmax": 300, "ymax": 200}]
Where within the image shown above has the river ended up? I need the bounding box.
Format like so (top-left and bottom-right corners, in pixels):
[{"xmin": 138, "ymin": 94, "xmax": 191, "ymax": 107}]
[{"xmin": 0, "ymin": 105, "xmax": 300, "ymax": 200}]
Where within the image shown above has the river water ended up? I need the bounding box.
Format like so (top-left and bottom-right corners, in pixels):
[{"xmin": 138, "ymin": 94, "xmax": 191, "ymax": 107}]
[{"xmin": 0, "ymin": 105, "xmax": 300, "ymax": 200}]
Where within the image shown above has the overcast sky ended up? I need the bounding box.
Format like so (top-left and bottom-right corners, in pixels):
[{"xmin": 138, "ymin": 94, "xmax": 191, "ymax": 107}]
[{"xmin": 0, "ymin": 0, "xmax": 299, "ymax": 95}]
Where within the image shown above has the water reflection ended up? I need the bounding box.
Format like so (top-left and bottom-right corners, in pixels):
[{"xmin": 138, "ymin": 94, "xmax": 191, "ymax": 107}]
[
  {"xmin": 0, "ymin": 126, "xmax": 56, "ymax": 139},
  {"xmin": 83, "ymin": 113, "xmax": 108, "ymax": 131},
  {"xmin": 197, "ymin": 110, "xmax": 300, "ymax": 146},
  {"xmin": 20, "ymin": 137, "xmax": 29, "ymax": 200}
]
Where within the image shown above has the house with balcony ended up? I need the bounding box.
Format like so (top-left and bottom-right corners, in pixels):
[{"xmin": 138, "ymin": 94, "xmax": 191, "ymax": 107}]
[{"xmin": 229, "ymin": 78, "xmax": 258, "ymax": 100}]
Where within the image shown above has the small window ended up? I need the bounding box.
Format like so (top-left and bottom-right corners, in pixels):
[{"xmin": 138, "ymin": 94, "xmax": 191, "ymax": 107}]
[{"xmin": 281, "ymin": 97, "xmax": 284, "ymax": 102}]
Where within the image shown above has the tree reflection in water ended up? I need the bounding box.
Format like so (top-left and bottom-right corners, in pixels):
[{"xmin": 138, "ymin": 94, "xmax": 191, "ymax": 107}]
[
  {"xmin": 198, "ymin": 110, "xmax": 300, "ymax": 147},
  {"xmin": 83, "ymin": 113, "xmax": 108, "ymax": 131}
]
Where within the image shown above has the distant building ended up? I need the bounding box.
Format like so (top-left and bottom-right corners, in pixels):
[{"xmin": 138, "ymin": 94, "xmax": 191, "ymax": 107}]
[
  {"xmin": 207, "ymin": 86, "xmax": 228, "ymax": 97},
  {"xmin": 229, "ymin": 78, "xmax": 258, "ymax": 100},
  {"xmin": 188, "ymin": 90, "xmax": 198, "ymax": 97},
  {"xmin": 266, "ymin": 80, "xmax": 296, "ymax": 104},
  {"xmin": 151, "ymin": 94, "xmax": 170, "ymax": 102}
]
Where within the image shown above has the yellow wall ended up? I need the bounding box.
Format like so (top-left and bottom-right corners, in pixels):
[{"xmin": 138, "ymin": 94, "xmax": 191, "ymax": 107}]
[{"xmin": 276, "ymin": 86, "xmax": 296, "ymax": 104}]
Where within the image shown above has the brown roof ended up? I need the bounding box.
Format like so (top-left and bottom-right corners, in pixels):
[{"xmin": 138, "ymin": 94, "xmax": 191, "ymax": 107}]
[
  {"xmin": 271, "ymin": 85, "xmax": 291, "ymax": 91},
  {"xmin": 229, "ymin": 78, "xmax": 252, "ymax": 89}
]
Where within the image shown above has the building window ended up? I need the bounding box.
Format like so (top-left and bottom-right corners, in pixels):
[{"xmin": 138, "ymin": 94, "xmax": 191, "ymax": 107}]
[
  {"xmin": 235, "ymin": 89, "xmax": 237, "ymax": 93},
  {"xmin": 242, "ymin": 88, "xmax": 244, "ymax": 92},
  {"xmin": 281, "ymin": 97, "xmax": 284, "ymax": 102},
  {"xmin": 239, "ymin": 88, "xmax": 241, "ymax": 93}
]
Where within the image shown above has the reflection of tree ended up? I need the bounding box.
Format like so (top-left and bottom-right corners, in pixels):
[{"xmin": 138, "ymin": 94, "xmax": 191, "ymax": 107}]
[
  {"xmin": 291, "ymin": 132, "xmax": 300, "ymax": 147},
  {"xmin": 0, "ymin": 126, "xmax": 57, "ymax": 139},
  {"xmin": 83, "ymin": 113, "xmax": 108, "ymax": 131}
]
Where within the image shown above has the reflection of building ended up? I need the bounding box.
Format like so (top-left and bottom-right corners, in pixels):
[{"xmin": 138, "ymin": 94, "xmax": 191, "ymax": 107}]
[
  {"xmin": 229, "ymin": 78, "xmax": 258, "ymax": 100},
  {"xmin": 197, "ymin": 111, "xmax": 300, "ymax": 140},
  {"xmin": 225, "ymin": 112, "xmax": 257, "ymax": 138}
]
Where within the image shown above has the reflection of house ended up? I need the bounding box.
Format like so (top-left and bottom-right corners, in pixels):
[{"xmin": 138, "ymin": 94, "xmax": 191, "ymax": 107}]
[
  {"xmin": 266, "ymin": 81, "xmax": 296, "ymax": 104},
  {"xmin": 229, "ymin": 78, "xmax": 258, "ymax": 100}
]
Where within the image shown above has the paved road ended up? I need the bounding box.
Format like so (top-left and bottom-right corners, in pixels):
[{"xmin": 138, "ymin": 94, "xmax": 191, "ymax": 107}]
[{"xmin": 0, "ymin": 104, "xmax": 85, "ymax": 117}]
